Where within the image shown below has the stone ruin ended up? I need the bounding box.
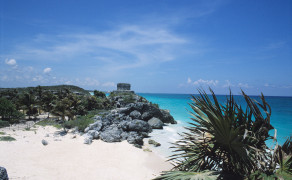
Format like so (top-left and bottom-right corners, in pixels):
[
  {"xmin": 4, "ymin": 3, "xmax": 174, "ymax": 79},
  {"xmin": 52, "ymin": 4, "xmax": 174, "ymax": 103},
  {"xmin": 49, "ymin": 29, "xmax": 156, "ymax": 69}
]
[
  {"xmin": 113, "ymin": 83, "xmax": 134, "ymax": 94},
  {"xmin": 117, "ymin": 83, "xmax": 131, "ymax": 91}
]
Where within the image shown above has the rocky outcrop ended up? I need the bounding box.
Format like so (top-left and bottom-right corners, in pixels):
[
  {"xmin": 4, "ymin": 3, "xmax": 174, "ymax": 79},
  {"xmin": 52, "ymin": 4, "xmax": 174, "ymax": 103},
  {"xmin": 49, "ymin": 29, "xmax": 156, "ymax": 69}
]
[
  {"xmin": 148, "ymin": 117, "xmax": 164, "ymax": 129},
  {"xmin": 148, "ymin": 139, "xmax": 161, "ymax": 147},
  {"xmin": 0, "ymin": 166, "xmax": 8, "ymax": 180},
  {"xmin": 42, "ymin": 139, "xmax": 48, "ymax": 146},
  {"xmin": 82, "ymin": 92, "xmax": 176, "ymax": 148}
]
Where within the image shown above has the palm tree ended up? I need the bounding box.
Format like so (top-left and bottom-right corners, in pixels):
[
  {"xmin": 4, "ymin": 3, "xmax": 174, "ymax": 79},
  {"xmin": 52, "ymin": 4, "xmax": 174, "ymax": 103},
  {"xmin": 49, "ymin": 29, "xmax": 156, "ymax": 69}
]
[
  {"xmin": 42, "ymin": 91, "xmax": 56, "ymax": 118},
  {"xmin": 19, "ymin": 91, "xmax": 37, "ymax": 119},
  {"xmin": 34, "ymin": 85, "xmax": 43, "ymax": 114},
  {"xmin": 155, "ymin": 88, "xmax": 275, "ymax": 179}
]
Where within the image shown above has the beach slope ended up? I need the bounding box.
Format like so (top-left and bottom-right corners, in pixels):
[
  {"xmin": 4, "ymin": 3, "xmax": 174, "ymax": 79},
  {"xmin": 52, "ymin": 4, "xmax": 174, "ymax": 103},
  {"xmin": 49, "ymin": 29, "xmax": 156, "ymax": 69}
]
[{"xmin": 0, "ymin": 125, "xmax": 172, "ymax": 180}]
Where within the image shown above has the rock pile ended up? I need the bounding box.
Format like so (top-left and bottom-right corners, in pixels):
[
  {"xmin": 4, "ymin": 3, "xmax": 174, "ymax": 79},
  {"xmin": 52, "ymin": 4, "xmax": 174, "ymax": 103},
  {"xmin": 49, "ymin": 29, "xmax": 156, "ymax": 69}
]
[
  {"xmin": 82, "ymin": 101, "xmax": 176, "ymax": 148},
  {"xmin": 0, "ymin": 166, "xmax": 8, "ymax": 180}
]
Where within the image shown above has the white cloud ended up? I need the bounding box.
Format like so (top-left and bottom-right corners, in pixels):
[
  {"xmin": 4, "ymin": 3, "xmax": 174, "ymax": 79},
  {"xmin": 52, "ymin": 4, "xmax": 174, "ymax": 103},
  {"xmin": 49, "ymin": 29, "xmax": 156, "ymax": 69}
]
[
  {"xmin": 238, "ymin": 83, "xmax": 249, "ymax": 88},
  {"xmin": 5, "ymin": 59, "xmax": 17, "ymax": 66},
  {"xmin": 187, "ymin": 77, "xmax": 192, "ymax": 84},
  {"xmin": 76, "ymin": 78, "xmax": 100, "ymax": 87},
  {"xmin": 193, "ymin": 79, "xmax": 219, "ymax": 86},
  {"xmin": 43, "ymin": 67, "xmax": 52, "ymax": 73},
  {"xmin": 1, "ymin": 75, "xmax": 8, "ymax": 81},
  {"xmin": 3, "ymin": 25, "xmax": 189, "ymax": 77},
  {"xmin": 102, "ymin": 82, "xmax": 115, "ymax": 87},
  {"xmin": 32, "ymin": 75, "xmax": 43, "ymax": 82},
  {"xmin": 65, "ymin": 81, "xmax": 72, "ymax": 85},
  {"xmin": 223, "ymin": 80, "xmax": 234, "ymax": 88}
]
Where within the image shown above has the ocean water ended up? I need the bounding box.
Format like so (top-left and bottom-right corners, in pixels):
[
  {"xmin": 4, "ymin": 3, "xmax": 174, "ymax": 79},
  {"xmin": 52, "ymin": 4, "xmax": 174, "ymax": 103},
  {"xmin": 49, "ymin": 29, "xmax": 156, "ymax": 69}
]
[{"xmin": 138, "ymin": 93, "xmax": 292, "ymax": 157}]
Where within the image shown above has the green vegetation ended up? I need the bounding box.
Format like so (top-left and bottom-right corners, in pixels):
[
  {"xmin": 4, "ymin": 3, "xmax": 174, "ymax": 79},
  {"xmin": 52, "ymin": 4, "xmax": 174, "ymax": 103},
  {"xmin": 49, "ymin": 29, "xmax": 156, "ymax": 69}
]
[
  {"xmin": 0, "ymin": 85, "xmax": 90, "ymax": 95},
  {"xmin": 35, "ymin": 119, "xmax": 62, "ymax": 129},
  {"xmin": 122, "ymin": 93, "xmax": 136, "ymax": 104},
  {"xmin": 150, "ymin": 102, "xmax": 159, "ymax": 108},
  {"xmin": 155, "ymin": 88, "xmax": 292, "ymax": 180},
  {"xmin": 0, "ymin": 85, "xmax": 112, "ymax": 125},
  {"xmin": 109, "ymin": 91, "xmax": 137, "ymax": 105},
  {"xmin": 0, "ymin": 97, "xmax": 23, "ymax": 123},
  {"xmin": 109, "ymin": 91, "xmax": 133, "ymax": 97},
  {"xmin": 64, "ymin": 114, "xmax": 95, "ymax": 132},
  {"xmin": 19, "ymin": 91, "xmax": 37, "ymax": 119},
  {"xmin": 0, "ymin": 132, "xmax": 5, "ymax": 135},
  {"xmin": 0, "ymin": 120, "xmax": 9, "ymax": 128},
  {"xmin": 63, "ymin": 110, "xmax": 108, "ymax": 132},
  {"xmin": 0, "ymin": 136, "xmax": 16, "ymax": 141},
  {"xmin": 24, "ymin": 127, "xmax": 31, "ymax": 131},
  {"xmin": 93, "ymin": 90, "xmax": 106, "ymax": 98}
]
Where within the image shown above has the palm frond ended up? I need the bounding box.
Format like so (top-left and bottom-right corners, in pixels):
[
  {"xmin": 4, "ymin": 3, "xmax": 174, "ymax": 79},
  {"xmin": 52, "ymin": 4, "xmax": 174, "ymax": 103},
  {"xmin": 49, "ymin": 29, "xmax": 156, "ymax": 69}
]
[
  {"xmin": 162, "ymin": 88, "xmax": 275, "ymax": 178},
  {"xmin": 154, "ymin": 170, "xmax": 219, "ymax": 180}
]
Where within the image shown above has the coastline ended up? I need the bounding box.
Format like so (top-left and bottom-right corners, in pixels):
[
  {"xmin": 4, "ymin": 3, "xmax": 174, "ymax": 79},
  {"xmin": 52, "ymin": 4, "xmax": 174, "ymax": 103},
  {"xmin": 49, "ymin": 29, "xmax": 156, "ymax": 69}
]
[{"xmin": 0, "ymin": 122, "xmax": 172, "ymax": 180}]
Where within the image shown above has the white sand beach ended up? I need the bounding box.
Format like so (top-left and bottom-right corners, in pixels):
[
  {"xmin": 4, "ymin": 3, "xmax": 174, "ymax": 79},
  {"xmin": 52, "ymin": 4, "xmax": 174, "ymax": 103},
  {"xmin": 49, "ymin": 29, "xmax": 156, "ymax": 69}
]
[{"xmin": 0, "ymin": 123, "xmax": 172, "ymax": 180}]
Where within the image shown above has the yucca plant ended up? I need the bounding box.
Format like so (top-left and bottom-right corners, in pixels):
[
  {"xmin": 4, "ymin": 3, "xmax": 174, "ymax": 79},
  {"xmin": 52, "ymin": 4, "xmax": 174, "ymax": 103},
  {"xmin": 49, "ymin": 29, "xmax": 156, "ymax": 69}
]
[
  {"xmin": 155, "ymin": 88, "xmax": 274, "ymax": 179},
  {"xmin": 249, "ymin": 136, "xmax": 292, "ymax": 179},
  {"xmin": 274, "ymin": 136, "xmax": 292, "ymax": 178}
]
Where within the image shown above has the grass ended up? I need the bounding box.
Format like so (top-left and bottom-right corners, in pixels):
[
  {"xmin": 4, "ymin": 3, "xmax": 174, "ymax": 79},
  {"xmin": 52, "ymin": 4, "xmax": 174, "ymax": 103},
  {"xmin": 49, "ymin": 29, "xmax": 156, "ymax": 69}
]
[
  {"xmin": 0, "ymin": 120, "xmax": 9, "ymax": 128},
  {"xmin": 35, "ymin": 119, "xmax": 62, "ymax": 129},
  {"xmin": 87, "ymin": 109, "xmax": 109, "ymax": 117},
  {"xmin": 24, "ymin": 127, "xmax": 31, "ymax": 131},
  {"xmin": 0, "ymin": 136, "xmax": 16, "ymax": 141},
  {"xmin": 143, "ymin": 148, "xmax": 152, "ymax": 152},
  {"xmin": 64, "ymin": 115, "xmax": 95, "ymax": 132},
  {"xmin": 0, "ymin": 132, "xmax": 5, "ymax": 135}
]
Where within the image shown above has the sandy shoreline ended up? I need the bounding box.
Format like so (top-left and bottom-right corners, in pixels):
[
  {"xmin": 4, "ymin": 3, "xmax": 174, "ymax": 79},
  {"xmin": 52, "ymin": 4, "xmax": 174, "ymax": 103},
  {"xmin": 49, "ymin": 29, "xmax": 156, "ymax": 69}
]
[{"xmin": 0, "ymin": 123, "xmax": 172, "ymax": 180}]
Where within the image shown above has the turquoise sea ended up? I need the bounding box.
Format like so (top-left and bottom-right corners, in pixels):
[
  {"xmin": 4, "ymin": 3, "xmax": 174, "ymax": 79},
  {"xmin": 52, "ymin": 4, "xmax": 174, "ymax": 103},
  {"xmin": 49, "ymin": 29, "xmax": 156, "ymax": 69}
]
[{"xmin": 138, "ymin": 93, "xmax": 292, "ymax": 157}]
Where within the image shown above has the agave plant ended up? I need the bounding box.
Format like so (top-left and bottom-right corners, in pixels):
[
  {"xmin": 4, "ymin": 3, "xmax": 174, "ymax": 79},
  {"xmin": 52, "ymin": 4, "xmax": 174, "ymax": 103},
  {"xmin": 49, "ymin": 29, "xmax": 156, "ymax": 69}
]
[
  {"xmin": 274, "ymin": 136, "xmax": 292, "ymax": 177},
  {"xmin": 155, "ymin": 88, "xmax": 275, "ymax": 179},
  {"xmin": 249, "ymin": 136, "xmax": 292, "ymax": 179}
]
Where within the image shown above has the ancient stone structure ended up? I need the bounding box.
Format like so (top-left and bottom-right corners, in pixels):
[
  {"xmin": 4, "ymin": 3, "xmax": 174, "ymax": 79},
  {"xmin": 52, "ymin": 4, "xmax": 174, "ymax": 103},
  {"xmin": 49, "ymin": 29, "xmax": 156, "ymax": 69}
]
[
  {"xmin": 113, "ymin": 83, "xmax": 134, "ymax": 94},
  {"xmin": 117, "ymin": 83, "xmax": 131, "ymax": 91}
]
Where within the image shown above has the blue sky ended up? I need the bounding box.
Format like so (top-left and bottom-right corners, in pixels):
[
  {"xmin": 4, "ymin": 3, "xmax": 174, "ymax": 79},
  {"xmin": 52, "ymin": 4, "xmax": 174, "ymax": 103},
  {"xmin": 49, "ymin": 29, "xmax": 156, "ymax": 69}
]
[{"xmin": 0, "ymin": 0, "xmax": 291, "ymax": 96}]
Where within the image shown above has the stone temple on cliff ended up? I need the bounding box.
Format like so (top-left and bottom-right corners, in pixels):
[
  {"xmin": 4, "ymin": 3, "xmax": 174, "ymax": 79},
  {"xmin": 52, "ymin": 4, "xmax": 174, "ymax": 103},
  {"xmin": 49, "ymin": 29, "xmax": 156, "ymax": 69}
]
[{"xmin": 113, "ymin": 83, "xmax": 134, "ymax": 93}]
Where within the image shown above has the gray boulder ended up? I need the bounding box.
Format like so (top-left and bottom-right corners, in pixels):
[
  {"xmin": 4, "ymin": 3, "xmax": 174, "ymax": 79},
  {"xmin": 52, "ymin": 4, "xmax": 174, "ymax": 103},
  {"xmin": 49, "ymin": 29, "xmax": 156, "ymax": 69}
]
[
  {"xmin": 93, "ymin": 115, "xmax": 101, "ymax": 121},
  {"xmin": 142, "ymin": 104, "xmax": 162, "ymax": 118},
  {"xmin": 84, "ymin": 127, "xmax": 90, "ymax": 133},
  {"xmin": 119, "ymin": 107, "xmax": 132, "ymax": 115},
  {"xmin": 100, "ymin": 127, "xmax": 123, "ymax": 142},
  {"xmin": 129, "ymin": 110, "xmax": 141, "ymax": 119},
  {"xmin": 41, "ymin": 139, "xmax": 48, "ymax": 146},
  {"xmin": 87, "ymin": 130, "xmax": 99, "ymax": 139},
  {"xmin": 160, "ymin": 109, "xmax": 177, "ymax": 124},
  {"xmin": 91, "ymin": 121, "xmax": 103, "ymax": 131},
  {"xmin": 120, "ymin": 131, "xmax": 129, "ymax": 140},
  {"xmin": 101, "ymin": 118, "xmax": 112, "ymax": 127},
  {"xmin": 122, "ymin": 119, "xmax": 152, "ymax": 133},
  {"xmin": 141, "ymin": 112, "xmax": 152, "ymax": 121},
  {"xmin": 148, "ymin": 117, "xmax": 164, "ymax": 129},
  {"xmin": 148, "ymin": 139, "xmax": 161, "ymax": 147},
  {"xmin": 127, "ymin": 131, "xmax": 144, "ymax": 148},
  {"xmin": 126, "ymin": 102, "xmax": 145, "ymax": 112},
  {"xmin": 83, "ymin": 134, "xmax": 93, "ymax": 144},
  {"xmin": 0, "ymin": 166, "xmax": 8, "ymax": 180}
]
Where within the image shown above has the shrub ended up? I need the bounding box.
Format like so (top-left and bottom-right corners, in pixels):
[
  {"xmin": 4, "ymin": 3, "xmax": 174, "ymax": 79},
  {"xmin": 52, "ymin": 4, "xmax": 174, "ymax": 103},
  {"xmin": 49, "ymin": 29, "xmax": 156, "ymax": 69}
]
[
  {"xmin": 0, "ymin": 120, "xmax": 9, "ymax": 128},
  {"xmin": 93, "ymin": 90, "xmax": 106, "ymax": 98},
  {"xmin": 0, "ymin": 136, "xmax": 16, "ymax": 141},
  {"xmin": 64, "ymin": 115, "xmax": 95, "ymax": 132},
  {"xmin": 150, "ymin": 102, "xmax": 159, "ymax": 108},
  {"xmin": 35, "ymin": 119, "xmax": 62, "ymax": 129},
  {"xmin": 122, "ymin": 94, "xmax": 136, "ymax": 104},
  {"xmin": 155, "ymin": 88, "xmax": 275, "ymax": 179},
  {"xmin": 0, "ymin": 97, "xmax": 23, "ymax": 123}
]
